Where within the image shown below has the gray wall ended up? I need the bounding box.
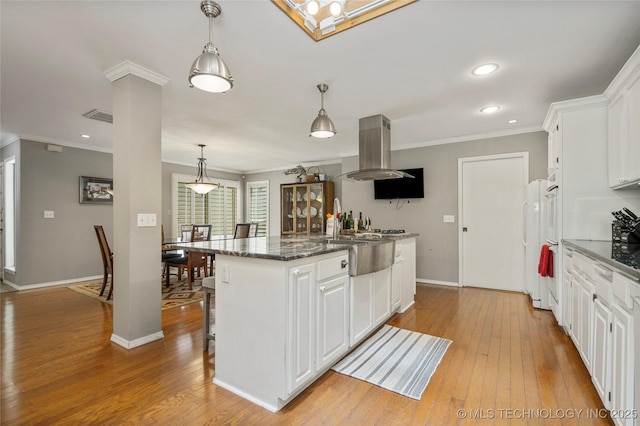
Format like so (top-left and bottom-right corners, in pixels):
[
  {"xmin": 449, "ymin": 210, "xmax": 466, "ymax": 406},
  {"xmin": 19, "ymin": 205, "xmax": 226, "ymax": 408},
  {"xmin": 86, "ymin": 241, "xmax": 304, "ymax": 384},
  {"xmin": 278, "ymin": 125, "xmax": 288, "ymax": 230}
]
[
  {"xmin": 341, "ymin": 131, "xmax": 548, "ymax": 284},
  {"xmin": 247, "ymin": 163, "xmax": 343, "ymax": 236},
  {"xmin": 7, "ymin": 140, "xmax": 241, "ymax": 287},
  {"xmin": 16, "ymin": 139, "xmax": 114, "ymax": 287}
]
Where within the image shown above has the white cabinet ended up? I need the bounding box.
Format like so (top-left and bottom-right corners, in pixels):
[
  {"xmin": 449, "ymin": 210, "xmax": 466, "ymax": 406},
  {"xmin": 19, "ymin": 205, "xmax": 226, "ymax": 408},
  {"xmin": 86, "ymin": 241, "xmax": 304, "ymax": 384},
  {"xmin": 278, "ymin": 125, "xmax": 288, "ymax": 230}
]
[
  {"xmin": 373, "ymin": 267, "xmax": 391, "ymax": 325},
  {"xmin": 592, "ymin": 298, "xmax": 612, "ymax": 408},
  {"xmin": 570, "ymin": 268, "xmax": 594, "ymax": 372},
  {"xmin": 316, "ymin": 273, "xmax": 349, "ymax": 371},
  {"xmin": 287, "ymin": 263, "xmax": 316, "ymax": 394},
  {"xmin": 607, "ymin": 47, "xmax": 640, "ymax": 189},
  {"xmin": 611, "ymin": 303, "xmax": 635, "ymax": 426},
  {"xmin": 398, "ymin": 238, "xmax": 417, "ymax": 312},
  {"xmin": 349, "ymin": 267, "xmax": 393, "ymax": 347},
  {"xmin": 391, "ymin": 261, "xmax": 402, "ymax": 313}
]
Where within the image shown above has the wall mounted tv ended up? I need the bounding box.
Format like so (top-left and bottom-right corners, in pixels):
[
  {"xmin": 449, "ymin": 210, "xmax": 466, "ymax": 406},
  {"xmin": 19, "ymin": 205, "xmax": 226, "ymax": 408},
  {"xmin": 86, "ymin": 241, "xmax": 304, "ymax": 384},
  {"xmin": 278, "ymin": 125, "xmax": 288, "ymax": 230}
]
[{"xmin": 374, "ymin": 168, "xmax": 424, "ymax": 199}]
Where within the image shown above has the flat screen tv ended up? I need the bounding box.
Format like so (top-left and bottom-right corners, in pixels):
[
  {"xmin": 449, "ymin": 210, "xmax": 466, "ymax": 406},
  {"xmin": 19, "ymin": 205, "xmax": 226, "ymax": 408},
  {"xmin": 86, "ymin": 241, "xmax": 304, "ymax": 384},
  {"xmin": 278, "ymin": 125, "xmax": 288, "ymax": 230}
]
[{"xmin": 374, "ymin": 168, "xmax": 424, "ymax": 199}]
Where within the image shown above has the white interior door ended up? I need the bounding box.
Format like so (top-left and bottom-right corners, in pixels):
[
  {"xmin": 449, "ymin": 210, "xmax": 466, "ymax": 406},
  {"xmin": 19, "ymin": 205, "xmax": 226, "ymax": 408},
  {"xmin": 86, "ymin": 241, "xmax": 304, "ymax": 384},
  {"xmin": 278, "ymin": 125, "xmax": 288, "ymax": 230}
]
[{"xmin": 459, "ymin": 153, "xmax": 528, "ymax": 291}]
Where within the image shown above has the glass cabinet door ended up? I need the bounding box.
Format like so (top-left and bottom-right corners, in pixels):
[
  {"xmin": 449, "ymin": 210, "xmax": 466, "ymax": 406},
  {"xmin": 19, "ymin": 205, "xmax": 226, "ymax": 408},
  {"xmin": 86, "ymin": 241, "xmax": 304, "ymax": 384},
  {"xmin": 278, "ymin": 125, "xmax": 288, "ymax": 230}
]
[
  {"xmin": 281, "ymin": 185, "xmax": 295, "ymax": 234},
  {"xmin": 308, "ymin": 183, "xmax": 324, "ymax": 233},
  {"xmin": 295, "ymin": 185, "xmax": 309, "ymax": 233}
]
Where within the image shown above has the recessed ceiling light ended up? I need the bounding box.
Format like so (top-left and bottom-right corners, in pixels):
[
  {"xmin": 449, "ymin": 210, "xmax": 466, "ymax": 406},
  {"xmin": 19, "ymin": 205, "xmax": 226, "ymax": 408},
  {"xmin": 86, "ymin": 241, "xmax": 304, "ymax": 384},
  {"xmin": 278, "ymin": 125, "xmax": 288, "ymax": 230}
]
[
  {"xmin": 480, "ymin": 105, "xmax": 500, "ymax": 114},
  {"xmin": 81, "ymin": 134, "xmax": 90, "ymax": 138},
  {"xmin": 508, "ymin": 119, "xmax": 518, "ymax": 124},
  {"xmin": 472, "ymin": 63, "xmax": 499, "ymax": 76}
]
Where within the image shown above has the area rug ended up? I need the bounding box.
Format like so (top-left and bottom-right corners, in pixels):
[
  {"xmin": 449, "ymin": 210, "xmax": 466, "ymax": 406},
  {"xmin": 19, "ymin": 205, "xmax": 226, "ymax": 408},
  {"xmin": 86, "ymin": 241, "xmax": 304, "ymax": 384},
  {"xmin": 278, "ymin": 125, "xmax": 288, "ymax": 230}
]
[
  {"xmin": 66, "ymin": 275, "xmax": 204, "ymax": 310},
  {"xmin": 332, "ymin": 324, "xmax": 452, "ymax": 400}
]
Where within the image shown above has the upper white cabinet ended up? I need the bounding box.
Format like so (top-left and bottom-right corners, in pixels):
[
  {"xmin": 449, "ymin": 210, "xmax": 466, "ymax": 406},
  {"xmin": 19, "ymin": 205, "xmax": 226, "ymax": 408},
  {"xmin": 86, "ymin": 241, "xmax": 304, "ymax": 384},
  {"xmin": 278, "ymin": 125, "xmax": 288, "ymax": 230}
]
[
  {"xmin": 547, "ymin": 119, "xmax": 560, "ymax": 182},
  {"xmin": 605, "ymin": 45, "xmax": 640, "ymax": 189}
]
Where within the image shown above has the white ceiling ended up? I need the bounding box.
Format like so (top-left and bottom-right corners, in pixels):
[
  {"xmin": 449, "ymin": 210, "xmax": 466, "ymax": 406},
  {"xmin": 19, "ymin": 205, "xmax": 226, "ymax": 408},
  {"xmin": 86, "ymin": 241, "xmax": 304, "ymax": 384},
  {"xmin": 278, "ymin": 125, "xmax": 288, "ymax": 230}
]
[{"xmin": 2, "ymin": 1, "xmax": 640, "ymax": 173}]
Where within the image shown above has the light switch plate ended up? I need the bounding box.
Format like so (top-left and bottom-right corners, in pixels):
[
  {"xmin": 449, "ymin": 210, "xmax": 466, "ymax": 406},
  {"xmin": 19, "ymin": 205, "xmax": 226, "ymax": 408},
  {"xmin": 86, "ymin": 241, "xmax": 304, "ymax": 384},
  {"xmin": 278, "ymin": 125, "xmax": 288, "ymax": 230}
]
[
  {"xmin": 443, "ymin": 215, "xmax": 455, "ymax": 223},
  {"xmin": 44, "ymin": 210, "xmax": 54, "ymax": 219},
  {"xmin": 221, "ymin": 265, "xmax": 230, "ymax": 283},
  {"xmin": 137, "ymin": 213, "xmax": 157, "ymax": 227}
]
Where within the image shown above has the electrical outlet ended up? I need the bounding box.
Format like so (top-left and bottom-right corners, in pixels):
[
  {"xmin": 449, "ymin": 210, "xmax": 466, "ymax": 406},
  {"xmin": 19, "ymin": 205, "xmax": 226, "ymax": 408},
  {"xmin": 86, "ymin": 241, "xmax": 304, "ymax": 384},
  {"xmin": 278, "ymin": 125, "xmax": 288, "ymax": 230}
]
[
  {"xmin": 443, "ymin": 215, "xmax": 455, "ymax": 223},
  {"xmin": 221, "ymin": 265, "xmax": 230, "ymax": 283},
  {"xmin": 44, "ymin": 210, "xmax": 54, "ymax": 219}
]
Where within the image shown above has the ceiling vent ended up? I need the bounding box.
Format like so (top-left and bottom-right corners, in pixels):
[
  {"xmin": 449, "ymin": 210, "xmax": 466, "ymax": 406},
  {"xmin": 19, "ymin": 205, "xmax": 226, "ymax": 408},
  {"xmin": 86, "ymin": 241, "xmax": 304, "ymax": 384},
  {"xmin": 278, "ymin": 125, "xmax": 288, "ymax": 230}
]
[{"xmin": 82, "ymin": 109, "xmax": 113, "ymax": 124}]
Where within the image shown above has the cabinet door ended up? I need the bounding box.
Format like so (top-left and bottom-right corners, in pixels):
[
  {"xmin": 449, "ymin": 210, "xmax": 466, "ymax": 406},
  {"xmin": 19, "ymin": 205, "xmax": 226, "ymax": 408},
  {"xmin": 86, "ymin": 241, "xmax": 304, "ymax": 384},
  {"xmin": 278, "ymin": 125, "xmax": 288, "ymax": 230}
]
[
  {"xmin": 624, "ymin": 71, "xmax": 640, "ymax": 183},
  {"xmin": 578, "ymin": 277, "xmax": 594, "ymax": 372},
  {"xmin": 317, "ymin": 274, "xmax": 349, "ymax": 370},
  {"xmin": 570, "ymin": 274, "xmax": 582, "ymax": 347},
  {"xmin": 350, "ymin": 274, "xmax": 373, "ymax": 346},
  {"xmin": 548, "ymin": 121, "xmax": 559, "ymax": 177},
  {"xmin": 563, "ymin": 270, "xmax": 572, "ymax": 332},
  {"xmin": 287, "ymin": 263, "xmax": 315, "ymax": 394},
  {"xmin": 373, "ymin": 268, "xmax": 392, "ymax": 325},
  {"xmin": 611, "ymin": 304, "xmax": 635, "ymax": 426},
  {"xmin": 608, "ymin": 92, "xmax": 627, "ymax": 187},
  {"xmin": 282, "ymin": 185, "xmax": 296, "ymax": 234},
  {"xmin": 294, "ymin": 185, "xmax": 310, "ymax": 234},
  {"xmin": 391, "ymin": 261, "xmax": 402, "ymax": 312},
  {"xmin": 592, "ymin": 298, "xmax": 612, "ymax": 408}
]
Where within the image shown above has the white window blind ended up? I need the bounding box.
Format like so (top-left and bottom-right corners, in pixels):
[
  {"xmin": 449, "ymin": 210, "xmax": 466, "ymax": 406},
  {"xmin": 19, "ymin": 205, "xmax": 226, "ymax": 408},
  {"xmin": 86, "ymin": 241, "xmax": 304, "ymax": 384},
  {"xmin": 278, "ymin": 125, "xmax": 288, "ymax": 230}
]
[{"xmin": 247, "ymin": 181, "xmax": 269, "ymax": 237}]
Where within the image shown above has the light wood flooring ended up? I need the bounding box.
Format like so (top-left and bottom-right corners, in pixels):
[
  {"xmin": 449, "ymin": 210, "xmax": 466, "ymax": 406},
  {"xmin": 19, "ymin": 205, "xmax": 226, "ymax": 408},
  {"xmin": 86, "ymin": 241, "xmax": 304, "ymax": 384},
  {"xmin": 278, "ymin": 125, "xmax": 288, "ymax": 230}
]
[{"xmin": 1, "ymin": 283, "xmax": 612, "ymax": 425}]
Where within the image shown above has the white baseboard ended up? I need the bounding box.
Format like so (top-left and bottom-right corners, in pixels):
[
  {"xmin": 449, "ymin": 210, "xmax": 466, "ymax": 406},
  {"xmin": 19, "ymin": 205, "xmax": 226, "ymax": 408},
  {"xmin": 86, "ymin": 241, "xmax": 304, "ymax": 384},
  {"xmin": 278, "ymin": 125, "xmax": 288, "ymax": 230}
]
[
  {"xmin": 8, "ymin": 275, "xmax": 103, "ymax": 291},
  {"xmin": 110, "ymin": 331, "xmax": 164, "ymax": 349},
  {"xmin": 417, "ymin": 278, "xmax": 460, "ymax": 287},
  {"xmin": 213, "ymin": 378, "xmax": 280, "ymax": 413}
]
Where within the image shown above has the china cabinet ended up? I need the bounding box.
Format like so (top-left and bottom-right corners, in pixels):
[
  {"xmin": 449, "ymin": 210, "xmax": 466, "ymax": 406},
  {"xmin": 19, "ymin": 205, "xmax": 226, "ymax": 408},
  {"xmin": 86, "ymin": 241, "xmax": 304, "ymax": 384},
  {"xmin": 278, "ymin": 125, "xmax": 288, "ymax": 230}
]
[{"xmin": 281, "ymin": 181, "xmax": 334, "ymax": 235}]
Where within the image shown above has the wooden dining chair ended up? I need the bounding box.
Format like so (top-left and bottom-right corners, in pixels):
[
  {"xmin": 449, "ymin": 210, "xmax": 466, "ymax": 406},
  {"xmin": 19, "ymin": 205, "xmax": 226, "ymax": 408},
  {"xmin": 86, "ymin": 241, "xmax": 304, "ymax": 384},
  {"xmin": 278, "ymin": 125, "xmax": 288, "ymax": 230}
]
[
  {"xmin": 93, "ymin": 225, "xmax": 114, "ymax": 300},
  {"xmin": 165, "ymin": 224, "xmax": 212, "ymax": 289},
  {"xmin": 234, "ymin": 223, "xmax": 251, "ymax": 239}
]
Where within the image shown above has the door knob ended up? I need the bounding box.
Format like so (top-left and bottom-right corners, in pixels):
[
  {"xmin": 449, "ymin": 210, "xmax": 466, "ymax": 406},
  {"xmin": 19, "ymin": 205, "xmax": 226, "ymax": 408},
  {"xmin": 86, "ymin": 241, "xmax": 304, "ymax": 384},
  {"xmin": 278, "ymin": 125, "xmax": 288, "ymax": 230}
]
[{"xmin": 463, "ymin": 227, "xmax": 468, "ymax": 232}]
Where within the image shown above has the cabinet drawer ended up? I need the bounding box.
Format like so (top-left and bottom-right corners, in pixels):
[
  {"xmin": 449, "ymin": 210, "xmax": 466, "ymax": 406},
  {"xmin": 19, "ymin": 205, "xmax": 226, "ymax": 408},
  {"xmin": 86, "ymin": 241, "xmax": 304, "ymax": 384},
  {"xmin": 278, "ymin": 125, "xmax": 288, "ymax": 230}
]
[
  {"xmin": 613, "ymin": 272, "xmax": 640, "ymax": 310},
  {"xmin": 317, "ymin": 253, "xmax": 349, "ymax": 282},
  {"xmin": 573, "ymin": 253, "xmax": 596, "ymax": 282},
  {"xmin": 563, "ymin": 249, "xmax": 573, "ymax": 272},
  {"xmin": 593, "ymin": 265, "xmax": 613, "ymax": 305}
]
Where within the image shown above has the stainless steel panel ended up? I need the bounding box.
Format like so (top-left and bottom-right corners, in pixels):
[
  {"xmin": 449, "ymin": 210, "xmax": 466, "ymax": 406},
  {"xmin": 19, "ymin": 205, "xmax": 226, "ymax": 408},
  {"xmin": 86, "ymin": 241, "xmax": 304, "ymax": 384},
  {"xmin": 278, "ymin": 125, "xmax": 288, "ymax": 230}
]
[{"xmin": 326, "ymin": 238, "xmax": 395, "ymax": 276}]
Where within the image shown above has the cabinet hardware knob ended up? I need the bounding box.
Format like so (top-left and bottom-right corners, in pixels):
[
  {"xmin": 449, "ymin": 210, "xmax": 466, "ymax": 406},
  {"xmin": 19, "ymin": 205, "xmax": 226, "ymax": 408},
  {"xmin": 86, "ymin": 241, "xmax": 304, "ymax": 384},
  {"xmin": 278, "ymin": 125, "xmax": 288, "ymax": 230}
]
[
  {"xmin": 341, "ymin": 260, "xmax": 348, "ymax": 268},
  {"xmin": 293, "ymin": 269, "xmax": 299, "ymax": 275},
  {"xmin": 319, "ymin": 285, "xmax": 326, "ymax": 293}
]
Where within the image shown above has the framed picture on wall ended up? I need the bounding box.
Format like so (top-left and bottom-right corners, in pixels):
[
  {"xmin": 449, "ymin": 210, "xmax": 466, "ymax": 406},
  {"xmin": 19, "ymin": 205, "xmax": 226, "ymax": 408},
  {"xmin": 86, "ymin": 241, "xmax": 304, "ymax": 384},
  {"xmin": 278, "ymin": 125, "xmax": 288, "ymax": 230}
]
[{"xmin": 80, "ymin": 176, "xmax": 113, "ymax": 204}]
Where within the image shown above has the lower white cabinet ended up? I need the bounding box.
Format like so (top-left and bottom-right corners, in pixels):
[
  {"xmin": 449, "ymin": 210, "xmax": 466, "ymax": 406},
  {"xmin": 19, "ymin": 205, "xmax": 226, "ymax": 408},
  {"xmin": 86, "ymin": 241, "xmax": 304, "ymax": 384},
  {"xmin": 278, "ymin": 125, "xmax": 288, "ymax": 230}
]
[
  {"xmin": 592, "ymin": 298, "xmax": 612, "ymax": 408},
  {"xmin": 611, "ymin": 303, "xmax": 635, "ymax": 426},
  {"xmin": 391, "ymin": 261, "xmax": 402, "ymax": 313},
  {"xmin": 350, "ymin": 267, "xmax": 393, "ymax": 347},
  {"xmin": 287, "ymin": 263, "xmax": 316, "ymax": 394},
  {"xmin": 316, "ymin": 274, "xmax": 349, "ymax": 371}
]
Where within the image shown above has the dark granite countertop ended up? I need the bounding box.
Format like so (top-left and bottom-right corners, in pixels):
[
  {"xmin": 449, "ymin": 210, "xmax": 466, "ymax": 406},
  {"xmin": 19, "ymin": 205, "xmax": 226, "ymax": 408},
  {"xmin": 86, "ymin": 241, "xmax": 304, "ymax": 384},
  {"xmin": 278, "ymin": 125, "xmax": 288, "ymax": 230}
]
[
  {"xmin": 563, "ymin": 240, "xmax": 640, "ymax": 280},
  {"xmin": 170, "ymin": 233, "xmax": 418, "ymax": 261}
]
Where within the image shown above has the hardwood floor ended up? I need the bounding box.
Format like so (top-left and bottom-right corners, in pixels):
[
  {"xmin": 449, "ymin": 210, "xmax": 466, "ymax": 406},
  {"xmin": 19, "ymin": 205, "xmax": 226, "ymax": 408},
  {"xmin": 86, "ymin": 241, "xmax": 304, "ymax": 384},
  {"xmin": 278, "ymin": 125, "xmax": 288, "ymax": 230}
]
[{"xmin": 1, "ymin": 283, "xmax": 612, "ymax": 425}]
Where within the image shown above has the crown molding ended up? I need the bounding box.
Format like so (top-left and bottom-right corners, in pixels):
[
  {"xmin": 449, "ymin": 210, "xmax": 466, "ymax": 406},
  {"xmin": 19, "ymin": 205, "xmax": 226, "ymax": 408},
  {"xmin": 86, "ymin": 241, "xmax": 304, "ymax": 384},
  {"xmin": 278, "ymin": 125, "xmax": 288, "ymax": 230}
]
[
  {"xmin": 604, "ymin": 44, "xmax": 640, "ymax": 100},
  {"xmin": 104, "ymin": 61, "xmax": 169, "ymax": 86},
  {"xmin": 542, "ymin": 94, "xmax": 607, "ymax": 131}
]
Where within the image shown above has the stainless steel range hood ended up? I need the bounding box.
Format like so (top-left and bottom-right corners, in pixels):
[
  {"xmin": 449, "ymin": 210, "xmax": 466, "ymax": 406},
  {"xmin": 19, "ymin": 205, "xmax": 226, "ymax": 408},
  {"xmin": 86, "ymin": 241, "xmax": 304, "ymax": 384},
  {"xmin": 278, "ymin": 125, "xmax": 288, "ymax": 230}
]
[{"xmin": 345, "ymin": 114, "xmax": 414, "ymax": 181}]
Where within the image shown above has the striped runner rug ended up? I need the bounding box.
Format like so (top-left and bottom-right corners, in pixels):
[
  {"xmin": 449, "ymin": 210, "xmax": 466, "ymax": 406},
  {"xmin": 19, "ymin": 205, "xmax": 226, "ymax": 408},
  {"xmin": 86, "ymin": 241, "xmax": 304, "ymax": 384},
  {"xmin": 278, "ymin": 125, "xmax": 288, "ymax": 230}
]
[{"xmin": 332, "ymin": 325, "xmax": 452, "ymax": 400}]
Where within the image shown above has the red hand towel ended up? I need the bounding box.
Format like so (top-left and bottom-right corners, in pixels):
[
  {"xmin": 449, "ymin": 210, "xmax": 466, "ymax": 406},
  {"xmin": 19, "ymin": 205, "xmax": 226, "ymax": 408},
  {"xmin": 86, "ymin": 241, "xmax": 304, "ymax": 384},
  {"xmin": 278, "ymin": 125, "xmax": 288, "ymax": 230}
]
[
  {"xmin": 538, "ymin": 244, "xmax": 550, "ymax": 277},
  {"xmin": 547, "ymin": 248, "xmax": 554, "ymax": 278}
]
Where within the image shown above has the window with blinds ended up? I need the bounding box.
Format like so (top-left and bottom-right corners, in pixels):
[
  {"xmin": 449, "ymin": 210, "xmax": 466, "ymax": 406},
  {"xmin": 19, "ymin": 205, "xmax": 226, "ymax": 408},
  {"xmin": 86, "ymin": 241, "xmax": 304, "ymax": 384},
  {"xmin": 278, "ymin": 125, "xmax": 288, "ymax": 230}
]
[
  {"xmin": 176, "ymin": 180, "xmax": 239, "ymax": 238},
  {"xmin": 247, "ymin": 181, "xmax": 269, "ymax": 237}
]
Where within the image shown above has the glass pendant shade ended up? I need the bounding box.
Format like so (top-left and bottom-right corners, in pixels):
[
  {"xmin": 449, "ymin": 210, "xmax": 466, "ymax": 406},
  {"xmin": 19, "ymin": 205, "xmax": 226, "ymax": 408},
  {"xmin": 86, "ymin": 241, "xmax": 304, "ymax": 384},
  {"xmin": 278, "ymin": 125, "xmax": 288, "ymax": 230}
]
[
  {"xmin": 189, "ymin": 0, "xmax": 233, "ymax": 93},
  {"xmin": 310, "ymin": 83, "xmax": 336, "ymax": 138},
  {"xmin": 185, "ymin": 145, "xmax": 219, "ymax": 195}
]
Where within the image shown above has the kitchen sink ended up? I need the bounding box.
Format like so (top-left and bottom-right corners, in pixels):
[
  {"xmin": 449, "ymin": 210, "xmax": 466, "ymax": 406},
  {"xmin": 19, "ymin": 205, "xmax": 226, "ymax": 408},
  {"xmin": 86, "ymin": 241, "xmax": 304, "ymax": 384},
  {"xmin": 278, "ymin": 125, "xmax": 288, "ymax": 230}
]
[{"xmin": 326, "ymin": 238, "xmax": 395, "ymax": 276}]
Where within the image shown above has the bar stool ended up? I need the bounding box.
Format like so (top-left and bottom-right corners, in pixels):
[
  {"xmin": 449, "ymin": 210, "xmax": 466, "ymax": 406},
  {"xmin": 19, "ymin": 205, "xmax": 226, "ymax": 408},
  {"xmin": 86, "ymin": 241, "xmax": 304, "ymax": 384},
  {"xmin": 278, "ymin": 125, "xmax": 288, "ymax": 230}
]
[{"xmin": 202, "ymin": 276, "xmax": 216, "ymax": 351}]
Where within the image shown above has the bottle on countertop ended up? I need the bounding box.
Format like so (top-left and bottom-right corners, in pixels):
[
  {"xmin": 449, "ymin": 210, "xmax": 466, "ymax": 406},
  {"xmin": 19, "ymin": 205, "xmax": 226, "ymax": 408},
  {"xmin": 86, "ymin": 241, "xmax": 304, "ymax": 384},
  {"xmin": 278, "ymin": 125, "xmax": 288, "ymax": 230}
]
[{"xmin": 347, "ymin": 211, "xmax": 354, "ymax": 230}]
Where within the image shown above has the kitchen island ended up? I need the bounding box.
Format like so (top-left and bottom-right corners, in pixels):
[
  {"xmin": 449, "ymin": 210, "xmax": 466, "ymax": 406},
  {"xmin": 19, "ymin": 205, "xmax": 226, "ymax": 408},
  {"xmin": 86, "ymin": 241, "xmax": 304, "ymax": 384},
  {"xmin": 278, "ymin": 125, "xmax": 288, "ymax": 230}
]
[{"xmin": 172, "ymin": 233, "xmax": 417, "ymax": 412}]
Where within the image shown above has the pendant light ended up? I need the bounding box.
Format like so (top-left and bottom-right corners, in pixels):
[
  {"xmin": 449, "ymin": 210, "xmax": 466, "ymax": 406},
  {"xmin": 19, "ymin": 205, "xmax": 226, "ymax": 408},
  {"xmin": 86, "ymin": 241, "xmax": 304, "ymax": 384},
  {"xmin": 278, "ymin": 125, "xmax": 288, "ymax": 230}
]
[
  {"xmin": 310, "ymin": 83, "xmax": 336, "ymax": 138},
  {"xmin": 185, "ymin": 144, "xmax": 219, "ymax": 195},
  {"xmin": 188, "ymin": 0, "xmax": 233, "ymax": 93}
]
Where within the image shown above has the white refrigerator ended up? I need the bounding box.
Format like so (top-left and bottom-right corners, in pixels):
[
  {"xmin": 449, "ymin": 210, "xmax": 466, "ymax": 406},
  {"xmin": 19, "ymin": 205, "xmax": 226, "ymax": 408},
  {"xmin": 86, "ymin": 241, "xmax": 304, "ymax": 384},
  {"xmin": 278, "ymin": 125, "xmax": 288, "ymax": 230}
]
[{"xmin": 523, "ymin": 179, "xmax": 551, "ymax": 310}]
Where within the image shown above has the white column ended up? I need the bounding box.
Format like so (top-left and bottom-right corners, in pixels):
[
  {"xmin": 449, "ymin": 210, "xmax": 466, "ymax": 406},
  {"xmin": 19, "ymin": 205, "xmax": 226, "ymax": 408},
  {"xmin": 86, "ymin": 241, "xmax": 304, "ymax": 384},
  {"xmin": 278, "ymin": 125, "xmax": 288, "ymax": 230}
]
[{"xmin": 105, "ymin": 61, "xmax": 169, "ymax": 348}]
